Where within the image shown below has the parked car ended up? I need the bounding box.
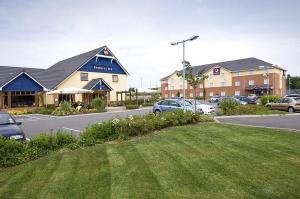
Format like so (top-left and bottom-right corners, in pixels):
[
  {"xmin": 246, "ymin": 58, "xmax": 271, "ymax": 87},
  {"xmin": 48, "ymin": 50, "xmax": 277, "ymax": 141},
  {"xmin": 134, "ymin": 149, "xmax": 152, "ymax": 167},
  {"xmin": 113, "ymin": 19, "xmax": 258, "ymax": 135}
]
[
  {"xmin": 0, "ymin": 111, "xmax": 27, "ymax": 141},
  {"xmin": 153, "ymin": 99, "xmax": 203, "ymax": 115},
  {"xmin": 218, "ymin": 97, "xmax": 248, "ymax": 106},
  {"xmin": 284, "ymin": 94, "xmax": 300, "ymax": 98},
  {"xmin": 266, "ymin": 97, "xmax": 300, "ymax": 113},
  {"xmin": 235, "ymin": 96, "xmax": 257, "ymax": 104},
  {"xmin": 185, "ymin": 99, "xmax": 215, "ymax": 114},
  {"xmin": 209, "ymin": 96, "xmax": 221, "ymax": 103},
  {"xmin": 248, "ymin": 94, "xmax": 258, "ymax": 100}
]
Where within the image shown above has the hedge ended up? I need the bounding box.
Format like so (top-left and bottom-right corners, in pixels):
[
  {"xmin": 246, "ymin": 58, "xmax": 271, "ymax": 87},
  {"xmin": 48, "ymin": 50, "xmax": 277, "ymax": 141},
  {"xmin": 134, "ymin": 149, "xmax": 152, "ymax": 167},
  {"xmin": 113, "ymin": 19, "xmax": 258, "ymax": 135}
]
[{"xmin": 0, "ymin": 110, "xmax": 213, "ymax": 167}]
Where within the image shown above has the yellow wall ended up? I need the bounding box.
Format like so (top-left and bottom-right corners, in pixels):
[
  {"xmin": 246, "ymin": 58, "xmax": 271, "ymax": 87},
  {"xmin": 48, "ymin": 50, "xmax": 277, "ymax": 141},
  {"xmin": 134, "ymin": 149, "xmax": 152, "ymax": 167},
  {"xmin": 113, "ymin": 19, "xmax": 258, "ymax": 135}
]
[{"xmin": 45, "ymin": 71, "xmax": 128, "ymax": 104}]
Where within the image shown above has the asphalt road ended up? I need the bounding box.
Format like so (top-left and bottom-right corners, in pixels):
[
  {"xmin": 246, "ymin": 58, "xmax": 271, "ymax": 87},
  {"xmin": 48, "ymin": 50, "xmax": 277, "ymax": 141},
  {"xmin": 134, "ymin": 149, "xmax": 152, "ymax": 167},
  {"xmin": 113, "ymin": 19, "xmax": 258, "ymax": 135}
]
[
  {"xmin": 13, "ymin": 108, "xmax": 152, "ymax": 138},
  {"xmin": 216, "ymin": 114, "xmax": 300, "ymax": 131}
]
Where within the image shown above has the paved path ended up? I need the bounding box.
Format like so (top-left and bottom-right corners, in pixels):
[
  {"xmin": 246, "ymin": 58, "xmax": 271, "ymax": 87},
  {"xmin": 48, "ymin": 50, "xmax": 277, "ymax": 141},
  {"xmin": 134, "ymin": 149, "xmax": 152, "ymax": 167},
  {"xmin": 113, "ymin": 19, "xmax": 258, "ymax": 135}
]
[
  {"xmin": 13, "ymin": 108, "xmax": 152, "ymax": 138},
  {"xmin": 216, "ymin": 114, "xmax": 300, "ymax": 131}
]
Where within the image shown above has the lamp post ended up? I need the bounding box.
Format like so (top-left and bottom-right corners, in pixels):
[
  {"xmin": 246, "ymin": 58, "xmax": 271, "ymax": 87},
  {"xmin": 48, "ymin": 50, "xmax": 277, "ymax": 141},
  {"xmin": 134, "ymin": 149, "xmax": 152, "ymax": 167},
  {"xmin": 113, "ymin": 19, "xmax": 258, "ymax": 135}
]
[
  {"xmin": 171, "ymin": 35, "xmax": 199, "ymax": 110},
  {"xmin": 259, "ymin": 65, "xmax": 270, "ymax": 103}
]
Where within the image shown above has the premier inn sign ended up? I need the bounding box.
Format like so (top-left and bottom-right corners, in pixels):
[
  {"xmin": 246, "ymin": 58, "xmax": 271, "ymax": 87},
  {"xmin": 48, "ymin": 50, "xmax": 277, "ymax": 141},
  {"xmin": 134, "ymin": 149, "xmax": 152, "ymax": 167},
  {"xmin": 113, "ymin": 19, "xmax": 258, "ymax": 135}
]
[
  {"xmin": 94, "ymin": 65, "xmax": 113, "ymax": 71},
  {"xmin": 213, "ymin": 67, "xmax": 221, "ymax": 75}
]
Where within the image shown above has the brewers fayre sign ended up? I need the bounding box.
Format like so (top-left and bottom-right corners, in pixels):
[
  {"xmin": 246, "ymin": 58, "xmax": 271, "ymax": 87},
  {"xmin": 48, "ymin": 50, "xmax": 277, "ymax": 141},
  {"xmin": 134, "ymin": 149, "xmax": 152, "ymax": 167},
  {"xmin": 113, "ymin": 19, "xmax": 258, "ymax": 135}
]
[
  {"xmin": 213, "ymin": 67, "xmax": 221, "ymax": 75},
  {"xmin": 94, "ymin": 65, "xmax": 113, "ymax": 71}
]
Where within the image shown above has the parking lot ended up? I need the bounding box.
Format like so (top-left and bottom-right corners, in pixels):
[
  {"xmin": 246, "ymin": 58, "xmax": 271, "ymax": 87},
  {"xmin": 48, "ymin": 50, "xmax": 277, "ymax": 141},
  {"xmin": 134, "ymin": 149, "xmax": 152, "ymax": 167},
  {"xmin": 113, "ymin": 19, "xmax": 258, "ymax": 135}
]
[
  {"xmin": 216, "ymin": 114, "xmax": 300, "ymax": 131},
  {"xmin": 13, "ymin": 108, "xmax": 152, "ymax": 138}
]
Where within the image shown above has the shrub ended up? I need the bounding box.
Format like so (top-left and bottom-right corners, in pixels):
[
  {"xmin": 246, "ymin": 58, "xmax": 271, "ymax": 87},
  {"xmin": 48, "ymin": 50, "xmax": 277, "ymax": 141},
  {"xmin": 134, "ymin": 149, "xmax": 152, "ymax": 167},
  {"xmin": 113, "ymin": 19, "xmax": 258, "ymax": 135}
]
[
  {"xmin": 126, "ymin": 104, "xmax": 140, "ymax": 109},
  {"xmin": 34, "ymin": 107, "xmax": 55, "ymax": 115},
  {"xmin": 0, "ymin": 136, "xmax": 25, "ymax": 167},
  {"xmin": 91, "ymin": 98, "xmax": 105, "ymax": 112},
  {"xmin": 219, "ymin": 98, "xmax": 239, "ymax": 115},
  {"xmin": 52, "ymin": 101, "xmax": 78, "ymax": 116},
  {"xmin": 260, "ymin": 95, "xmax": 282, "ymax": 105}
]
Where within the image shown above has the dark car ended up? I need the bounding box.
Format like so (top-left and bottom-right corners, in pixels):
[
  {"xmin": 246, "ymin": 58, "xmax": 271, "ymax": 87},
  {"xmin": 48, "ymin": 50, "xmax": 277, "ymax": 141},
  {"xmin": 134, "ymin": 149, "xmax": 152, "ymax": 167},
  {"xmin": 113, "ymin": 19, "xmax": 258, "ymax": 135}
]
[
  {"xmin": 0, "ymin": 111, "xmax": 26, "ymax": 141},
  {"xmin": 235, "ymin": 96, "xmax": 257, "ymax": 104}
]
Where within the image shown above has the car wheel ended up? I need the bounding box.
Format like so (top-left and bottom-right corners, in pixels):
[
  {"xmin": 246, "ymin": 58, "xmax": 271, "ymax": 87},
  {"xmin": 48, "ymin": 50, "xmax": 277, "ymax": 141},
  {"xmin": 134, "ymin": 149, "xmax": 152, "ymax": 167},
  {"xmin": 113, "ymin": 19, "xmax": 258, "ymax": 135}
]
[
  {"xmin": 288, "ymin": 107, "xmax": 294, "ymax": 113},
  {"xmin": 154, "ymin": 110, "xmax": 161, "ymax": 115}
]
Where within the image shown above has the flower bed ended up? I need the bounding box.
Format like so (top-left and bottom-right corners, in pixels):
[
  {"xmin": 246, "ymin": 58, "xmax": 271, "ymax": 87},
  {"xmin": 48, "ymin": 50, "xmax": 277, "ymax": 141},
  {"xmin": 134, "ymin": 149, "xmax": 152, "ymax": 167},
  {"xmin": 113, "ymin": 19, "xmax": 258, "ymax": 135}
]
[{"xmin": 0, "ymin": 110, "xmax": 213, "ymax": 167}]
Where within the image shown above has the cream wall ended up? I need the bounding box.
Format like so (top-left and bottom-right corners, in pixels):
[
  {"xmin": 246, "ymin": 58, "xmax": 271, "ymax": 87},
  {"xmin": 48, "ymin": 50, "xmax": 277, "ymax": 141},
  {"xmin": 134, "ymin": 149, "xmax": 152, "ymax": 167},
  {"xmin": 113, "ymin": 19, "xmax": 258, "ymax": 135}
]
[
  {"xmin": 204, "ymin": 67, "xmax": 233, "ymax": 88},
  {"xmin": 45, "ymin": 71, "xmax": 128, "ymax": 103},
  {"xmin": 232, "ymin": 68, "xmax": 284, "ymax": 77}
]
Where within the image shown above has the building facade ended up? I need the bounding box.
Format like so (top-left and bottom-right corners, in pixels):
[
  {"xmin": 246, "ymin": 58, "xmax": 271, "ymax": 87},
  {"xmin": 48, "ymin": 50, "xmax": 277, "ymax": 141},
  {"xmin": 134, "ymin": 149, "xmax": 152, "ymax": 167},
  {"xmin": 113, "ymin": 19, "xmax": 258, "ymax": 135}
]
[
  {"xmin": 0, "ymin": 46, "xmax": 129, "ymax": 108},
  {"xmin": 161, "ymin": 58, "xmax": 286, "ymax": 99}
]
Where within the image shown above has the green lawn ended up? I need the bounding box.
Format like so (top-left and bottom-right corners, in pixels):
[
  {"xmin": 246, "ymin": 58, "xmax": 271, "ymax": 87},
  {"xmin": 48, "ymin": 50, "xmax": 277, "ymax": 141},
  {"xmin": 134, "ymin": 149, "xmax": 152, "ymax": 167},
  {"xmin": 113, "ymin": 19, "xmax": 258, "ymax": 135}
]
[{"xmin": 0, "ymin": 123, "xmax": 299, "ymax": 199}]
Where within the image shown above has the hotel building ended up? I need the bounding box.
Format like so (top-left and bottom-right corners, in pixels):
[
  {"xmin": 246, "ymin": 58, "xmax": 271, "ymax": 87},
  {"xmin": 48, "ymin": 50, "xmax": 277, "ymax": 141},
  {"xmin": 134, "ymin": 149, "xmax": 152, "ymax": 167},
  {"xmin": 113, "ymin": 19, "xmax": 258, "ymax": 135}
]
[{"xmin": 161, "ymin": 58, "xmax": 286, "ymax": 99}]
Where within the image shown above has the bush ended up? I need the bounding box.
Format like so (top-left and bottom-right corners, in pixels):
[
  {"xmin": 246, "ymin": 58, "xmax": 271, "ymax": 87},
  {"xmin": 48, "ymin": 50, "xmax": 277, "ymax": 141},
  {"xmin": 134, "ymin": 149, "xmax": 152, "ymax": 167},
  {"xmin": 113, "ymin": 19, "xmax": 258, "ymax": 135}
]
[
  {"xmin": 91, "ymin": 98, "xmax": 105, "ymax": 112},
  {"xmin": 52, "ymin": 101, "xmax": 78, "ymax": 116},
  {"xmin": 260, "ymin": 95, "xmax": 282, "ymax": 105},
  {"xmin": 80, "ymin": 110, "xmax": 214, "ymax": 143},
  {"xmin": 126, "ymin": 104, "xmax": 140, "ymax": 109},
  {"xmin": 0, "ymin": 136, "xmax": 25, "ymax": 167},
  {"xmin": 34, "ymin": 107, "xmax": 55, "ymax": 115},
  {"xmin": 219, "ymin": 98, "xmax": 239, "ymax": 115}
]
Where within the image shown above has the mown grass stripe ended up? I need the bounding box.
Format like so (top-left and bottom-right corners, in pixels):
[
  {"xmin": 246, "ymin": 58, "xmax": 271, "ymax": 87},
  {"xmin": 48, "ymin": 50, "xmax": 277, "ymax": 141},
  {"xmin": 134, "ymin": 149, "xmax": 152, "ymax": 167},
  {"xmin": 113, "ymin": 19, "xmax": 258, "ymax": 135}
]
[{"xmin": 115, "ymin": 143, "xmax": 166, "ymax": 199}]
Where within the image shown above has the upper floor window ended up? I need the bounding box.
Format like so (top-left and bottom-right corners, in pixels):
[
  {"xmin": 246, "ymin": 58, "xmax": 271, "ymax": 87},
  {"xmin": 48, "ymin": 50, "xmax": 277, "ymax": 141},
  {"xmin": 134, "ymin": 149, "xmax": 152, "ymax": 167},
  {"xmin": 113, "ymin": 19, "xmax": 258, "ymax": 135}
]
[
  {"xmin": 171, "ymin": 78, "xmax": 175, "ymax": 83},
  {"xmin": 221, "ymin": 73, "xmax": 225, "ymax": 78},
  {"xmin": 112, "ymin": 75, "xmax": 119, "ymax": 82},
  {"xmin": 199, "ymin": 84, "xmax": 203, "ymax": 88},
  {"xmin": 165, "ymin": 86, "xmax": 168, "ymax": 91},
  {"xmin": 221, "ymin": 82, "xmax": 225, "ymax": 87},
  {"xmin": 235, "ymin": 81, "xmax": 241, "ymax": 86},
  {"xmin": 209, "ymin": 82, "xmax": 213, "ymax": 87},
  {"xmin": 264, "ymin": 79, "xmax": 269, "ymax": 85},
  {"xmin": 170, "ymin": 86, "xmax": 175, "ymax": 90},
  {"xmin": 249, "ymin": 71, "xmax": 254, "ymax": 75},
  {"xmin": 248, "ymin": 80, "xmax": 254, "ymax": 86},
  {"xmin": 80, "ymin": 73, "xmax": 88, "ymax": 81}
]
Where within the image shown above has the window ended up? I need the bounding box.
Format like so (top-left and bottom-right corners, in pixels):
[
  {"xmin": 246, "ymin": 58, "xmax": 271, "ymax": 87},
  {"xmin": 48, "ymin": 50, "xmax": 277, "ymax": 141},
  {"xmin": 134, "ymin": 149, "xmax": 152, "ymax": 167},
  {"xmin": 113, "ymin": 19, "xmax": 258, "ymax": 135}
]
[
  {"xmin": 169, "ymin": 100, "xmax": 180, "ymax": 107},
  {"xmin": 80, "ymin": 73, "xmax": 88, "ymax": 81},
  {"xmin": 248, "ymin": 80, "xmax": 254, "ymax": 86},
  {"xmin": 190, "ymin": 85, "xmax": 193, "ymax": 89},
  {"xmin": 179, "ymin": 84, "xmax": 183, "ymax": 89},
  {"xmin": 112, "ymin": 75, "xmax": 119, "ymax": 82},
  {"xmin": 170, "ymin": 86, "xmax": 175, "ymax": 90},
  {"xmin": 209, "ymin": 92, "xmax": 214, "ymax": 97},
  {"xmin": 180, "ymin": 93, "xmax": 183, "ymax": 97},
  {"xmin": 199, "ymin": 84, "xmax": 203, "ymax": 88},
  {"xmin": 221, "ymin": 91, "xmax": 226, "ymax": 96},
  {"xmin": 190, "ymin": 93, "xmax": 193, "ymax": 97},
  {"xmin": 235, "ymin": 91, "xmax": 240, "ymax": 96},
  {"xmin": 199, "ymin": 92, "xmax": 204, "ymax": 97},
  {"xmin": 165, "ymin": 86, "xmax": 168, "ymax": 91},
  {"xmin": 159, "ymin": 100, "xmax": 169, "ymax": 105},
  {"xmin": 171, "ymin": 78, "xmax": 174, "ymax": 83},
  {"xmin": 235, "ymin": 81, "xmax": 240, "ymax": 86},
  {"xmin": 209, "ymin": 82, "xmax": 213, "ymax": 87},
  {"xmin": 171, "ymin": 93, "xmax": 175, "ymax": 98},
  {"xmin": 221, "ymin": 73, "xmax": 225, "ymax": 78},
  {"xmin": 164, "ymin": 94, "xmax": 168, "ymax": 98},
  {"xmin": 221, "ymin": 82, "xmax": 225, "ymax": 87},
  {"xmin": 264, "ymin": 79, "xmax": 269, "ymax": 85}
]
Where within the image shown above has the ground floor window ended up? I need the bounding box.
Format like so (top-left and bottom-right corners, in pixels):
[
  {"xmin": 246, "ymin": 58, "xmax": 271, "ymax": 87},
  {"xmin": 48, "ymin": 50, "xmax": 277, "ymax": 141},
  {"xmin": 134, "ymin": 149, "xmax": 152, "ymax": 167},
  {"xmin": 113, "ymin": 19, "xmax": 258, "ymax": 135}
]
[
  {"xmin": 235, "ymin": 91, "xmax": 240, "ymax": 96},
  {"xmin": 190, "ymin": 93, "xmax": 193, "ymax": 97},
  {"xmin": 209, "ymin": 92, "xmax": 214, "ymax": 97},
  {"xmin": 164, "ymin": 94, "xmax": 168, "ymax": 98},
  {"xmin": 3, "ymin": 91, "xmax": 38, "ymax": 108},
  {"xmin": 221, "ymin": 91, "xmax": 226, "ymax": 96},
  {"xmin": 199, "ymin": 92, "xmax": 203, "ymax": 97},
  {"xmin": 59, "ymin": 94, "xmax": 75, "ymax": 104}
]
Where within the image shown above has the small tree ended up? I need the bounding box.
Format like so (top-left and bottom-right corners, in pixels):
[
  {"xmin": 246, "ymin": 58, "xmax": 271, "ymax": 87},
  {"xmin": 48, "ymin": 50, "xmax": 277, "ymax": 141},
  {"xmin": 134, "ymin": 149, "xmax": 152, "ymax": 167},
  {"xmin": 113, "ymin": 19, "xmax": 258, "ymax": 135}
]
[{"xmin": 177, "ymin": 62, "xmax": 208, "ymax": 112}]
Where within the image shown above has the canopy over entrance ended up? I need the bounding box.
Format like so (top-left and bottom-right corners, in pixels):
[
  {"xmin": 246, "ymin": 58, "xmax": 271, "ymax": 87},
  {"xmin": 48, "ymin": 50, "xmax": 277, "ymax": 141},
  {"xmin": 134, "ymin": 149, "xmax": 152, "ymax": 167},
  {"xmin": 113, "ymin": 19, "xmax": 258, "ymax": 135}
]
[{"xmin": 46, "ymin": 87, "xmax": 93, "ymax": 94}]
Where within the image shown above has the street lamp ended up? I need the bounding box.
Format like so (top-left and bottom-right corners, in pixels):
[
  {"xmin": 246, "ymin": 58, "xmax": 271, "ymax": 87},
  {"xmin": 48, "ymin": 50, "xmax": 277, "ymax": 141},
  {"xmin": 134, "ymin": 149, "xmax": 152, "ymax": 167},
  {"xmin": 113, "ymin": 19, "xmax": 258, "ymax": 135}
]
[
  {"xmin": 259, "ymin": 65, "xmax": 270, "ymax": 103},
  {"xmin": 170, "ymin": 35, "xmax": 199, "ymax": 110}
]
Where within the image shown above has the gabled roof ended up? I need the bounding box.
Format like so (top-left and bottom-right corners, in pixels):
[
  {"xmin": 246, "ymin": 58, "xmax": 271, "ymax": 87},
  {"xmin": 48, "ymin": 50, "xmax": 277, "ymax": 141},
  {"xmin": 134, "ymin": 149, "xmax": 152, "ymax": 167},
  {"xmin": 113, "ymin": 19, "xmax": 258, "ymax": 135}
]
[
  {"xmin": 162, "ymin": 57, "xmax": 286, "ymax": 81},
  {"xmin": 0, "ymin": 66, "xmax": 46, "ymax": 89},
  {"xmin": 83, "ymin": 78, "xmax": 113, "ymax": 91}
]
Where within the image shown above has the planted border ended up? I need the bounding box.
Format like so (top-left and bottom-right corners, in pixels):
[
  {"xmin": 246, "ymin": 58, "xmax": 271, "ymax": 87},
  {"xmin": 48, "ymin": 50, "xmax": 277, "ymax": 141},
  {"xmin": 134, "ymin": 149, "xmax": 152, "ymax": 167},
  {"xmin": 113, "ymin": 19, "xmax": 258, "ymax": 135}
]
[{"xmin": 0, "ymin": 110, "xmax": 213, "ymax": 168}]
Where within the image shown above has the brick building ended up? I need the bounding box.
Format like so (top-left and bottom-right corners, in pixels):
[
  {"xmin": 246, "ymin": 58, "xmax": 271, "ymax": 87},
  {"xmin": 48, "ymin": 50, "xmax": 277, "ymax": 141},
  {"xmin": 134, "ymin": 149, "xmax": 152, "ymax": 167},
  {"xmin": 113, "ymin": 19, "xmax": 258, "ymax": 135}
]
[{"xmin": 161, "ymin": 58, "xmax": 286, "ymax": 99}]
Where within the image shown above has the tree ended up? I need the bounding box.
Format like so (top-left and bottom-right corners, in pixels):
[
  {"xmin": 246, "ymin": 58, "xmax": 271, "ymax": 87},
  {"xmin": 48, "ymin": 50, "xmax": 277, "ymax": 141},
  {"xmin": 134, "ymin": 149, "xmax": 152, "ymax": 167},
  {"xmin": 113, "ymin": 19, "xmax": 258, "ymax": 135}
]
[
  {"xmin": 287, "ymin": 75, "xmax": 300, "ymax": 90},
  {"xmin": 177, "ymin": 62, "xmax": 208, "ymax": 112}
]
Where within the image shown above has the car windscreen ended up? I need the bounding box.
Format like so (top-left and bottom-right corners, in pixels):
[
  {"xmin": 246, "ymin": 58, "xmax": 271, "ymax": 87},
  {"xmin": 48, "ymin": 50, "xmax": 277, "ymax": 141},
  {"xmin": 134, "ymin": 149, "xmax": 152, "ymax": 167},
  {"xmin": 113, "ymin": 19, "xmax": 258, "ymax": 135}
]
[
  {"xmin": 178, "ymin": 100, "xmax": 192, "ymax": 106},
  {"xmin": 0, "ymin": 114, "xmax": 16, "ymax": 125},
  {"xmin": 295, "ymin": 98, "xmax": 300, "ymax": 102}
]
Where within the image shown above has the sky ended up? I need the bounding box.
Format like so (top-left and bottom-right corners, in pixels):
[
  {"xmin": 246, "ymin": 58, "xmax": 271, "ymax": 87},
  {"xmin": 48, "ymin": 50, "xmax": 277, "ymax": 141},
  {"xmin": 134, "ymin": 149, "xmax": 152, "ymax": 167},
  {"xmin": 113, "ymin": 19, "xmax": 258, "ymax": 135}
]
[{"xmin": 0, "ymin": 0, "xmax": 299, "ymax": 88}]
